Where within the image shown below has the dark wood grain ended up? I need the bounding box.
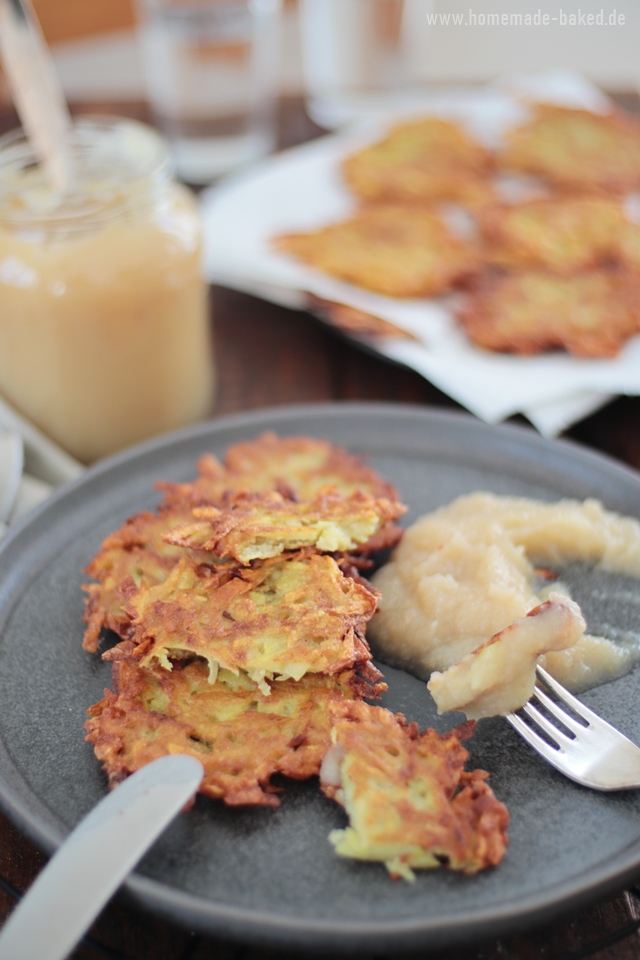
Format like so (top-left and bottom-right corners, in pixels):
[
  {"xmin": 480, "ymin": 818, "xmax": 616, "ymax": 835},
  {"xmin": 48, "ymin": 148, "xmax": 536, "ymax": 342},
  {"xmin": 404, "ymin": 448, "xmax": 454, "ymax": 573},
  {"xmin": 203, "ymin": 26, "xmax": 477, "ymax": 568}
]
[{"xmin": 1, "ymin": 96, "xmax": 640, "ymax": 960}]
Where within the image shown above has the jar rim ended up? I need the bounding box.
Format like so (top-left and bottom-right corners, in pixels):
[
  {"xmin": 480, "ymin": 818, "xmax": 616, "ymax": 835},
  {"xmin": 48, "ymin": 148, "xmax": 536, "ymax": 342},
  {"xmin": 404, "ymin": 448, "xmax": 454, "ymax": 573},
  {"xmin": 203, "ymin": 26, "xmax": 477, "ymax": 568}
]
[{"xmin": 0, "ymin": 116, "xmax": 175, "ymax": 232}]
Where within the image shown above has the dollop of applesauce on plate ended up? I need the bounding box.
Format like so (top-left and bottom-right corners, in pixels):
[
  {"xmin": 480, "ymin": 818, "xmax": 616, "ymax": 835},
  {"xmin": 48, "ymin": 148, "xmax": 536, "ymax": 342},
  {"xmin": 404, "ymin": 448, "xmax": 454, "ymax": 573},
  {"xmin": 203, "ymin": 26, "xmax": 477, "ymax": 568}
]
[{"xmin": 369, "ymin": 493, "xmax": 640, "ymax": 715}]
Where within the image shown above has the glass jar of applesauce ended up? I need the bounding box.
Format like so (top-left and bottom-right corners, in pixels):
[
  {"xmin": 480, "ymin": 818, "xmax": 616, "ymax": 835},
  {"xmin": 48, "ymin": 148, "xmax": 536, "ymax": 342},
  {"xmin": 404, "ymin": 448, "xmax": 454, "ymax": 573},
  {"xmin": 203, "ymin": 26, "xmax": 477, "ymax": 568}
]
[{"xmin": 0, "ymin": 117, "xmax": 214, "ymax": 463}]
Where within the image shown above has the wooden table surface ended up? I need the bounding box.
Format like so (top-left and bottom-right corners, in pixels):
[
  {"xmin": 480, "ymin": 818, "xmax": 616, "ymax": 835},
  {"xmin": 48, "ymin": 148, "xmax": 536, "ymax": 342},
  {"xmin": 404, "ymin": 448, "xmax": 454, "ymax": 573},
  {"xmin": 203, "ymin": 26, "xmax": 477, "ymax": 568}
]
[{"xmin": 2, "ymin": 97, "xmax": 640, "ymax": 960}]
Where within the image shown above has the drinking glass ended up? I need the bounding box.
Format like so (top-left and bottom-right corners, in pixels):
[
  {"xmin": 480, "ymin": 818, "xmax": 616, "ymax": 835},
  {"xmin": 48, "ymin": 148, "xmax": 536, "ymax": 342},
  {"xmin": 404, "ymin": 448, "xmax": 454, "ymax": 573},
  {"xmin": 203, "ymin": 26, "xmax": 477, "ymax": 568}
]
[
  {"xmin": 300, "ymin": 0, "xmax": 434, "ymax": 129},
  {"xmin": 136, "ymin": 0, "xmax": 282, "ymax": 183}
]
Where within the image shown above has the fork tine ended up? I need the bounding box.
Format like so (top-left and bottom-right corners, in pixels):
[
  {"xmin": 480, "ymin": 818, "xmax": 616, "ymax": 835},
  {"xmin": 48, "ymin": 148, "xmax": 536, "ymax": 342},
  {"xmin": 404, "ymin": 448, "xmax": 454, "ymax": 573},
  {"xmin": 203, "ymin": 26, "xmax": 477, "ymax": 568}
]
[
  {"xmin": 530, "ymin": 685, "xmax": 587, "ymax": 737},
  {"xmin": 506, "ymin": 713, "xmax": 566, "ymax": 765},
  {"xmin": 505, "ymin": 667, "xmax": 640, "ymax": 790},
  {"xmin": 536, "ymin": 665, "xmax": 602, "ymax": 724},
  {"xmin": 521, "ymin": 701, "xmax": 574, "ymax": 745}
]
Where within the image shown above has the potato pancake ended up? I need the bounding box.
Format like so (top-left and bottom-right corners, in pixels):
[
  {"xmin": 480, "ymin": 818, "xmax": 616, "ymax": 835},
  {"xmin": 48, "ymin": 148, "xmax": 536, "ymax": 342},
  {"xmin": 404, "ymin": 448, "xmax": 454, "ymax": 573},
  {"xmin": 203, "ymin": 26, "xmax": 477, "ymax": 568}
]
[
  {"xmin": 458, "ymin": 268, "xmax": 640, "ymax": 358},
  {"xmin": 86, "ymin": 659, "xmax": 376, "ymax": 807},
  {"xmin": 163, "ymin": 488, "xmax": 406, "ymax": 562},
  {"xmin": 107, "ymin": 551, "xmax": 380, "ymax": 693},
  {"xmin": 320, "ymin": 701, "xmax": 508, "ymax": 879},
  {"xmin": 342, "ymin": 117, "xmax": 493, "ymax": 206},
  {"xmin": 273, "ymin": 205, "xmax": 479, "ymax": 299},
  {"xmin": 479, "ymin": 196, "xmax": 625, "ymax": 274},
  {"xmin": 620, "ymin": 217, "xmax": 640, "ymax": 269},
  {"xmin": 159, "ymin": 433, "xmax": 400, "ymax": 511},
  {"xmin": 82, "ymin": 506, "xmax": 199, "ymax": 652},
  {"xmin": 84, "ymin": 434, "xmax": 403, "ymax": 651},
  {"xmin": 500, "ymin": 106, "xmax": 640, "ymax": 193}
]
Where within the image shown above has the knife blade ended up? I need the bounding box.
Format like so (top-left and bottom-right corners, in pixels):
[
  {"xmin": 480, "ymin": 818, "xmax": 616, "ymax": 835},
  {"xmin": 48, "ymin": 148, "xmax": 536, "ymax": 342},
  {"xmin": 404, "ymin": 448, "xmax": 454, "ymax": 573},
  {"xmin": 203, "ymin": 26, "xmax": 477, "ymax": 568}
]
[{"xmin": 0, "ymin": 754, "xmax": 204, "ymax": 960}]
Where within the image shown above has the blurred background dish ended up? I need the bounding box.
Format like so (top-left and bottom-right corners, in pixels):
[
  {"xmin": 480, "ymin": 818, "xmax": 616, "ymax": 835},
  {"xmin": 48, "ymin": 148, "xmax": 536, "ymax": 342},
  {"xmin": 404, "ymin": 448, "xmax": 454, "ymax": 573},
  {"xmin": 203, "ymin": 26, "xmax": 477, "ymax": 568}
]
[
  {"xmin": 0, "ymin": 4, "xmax": 638, "ymax": 469},
  {"xmin": 197, "ymin": 73, "xmax": 640, "ymax": 439}
]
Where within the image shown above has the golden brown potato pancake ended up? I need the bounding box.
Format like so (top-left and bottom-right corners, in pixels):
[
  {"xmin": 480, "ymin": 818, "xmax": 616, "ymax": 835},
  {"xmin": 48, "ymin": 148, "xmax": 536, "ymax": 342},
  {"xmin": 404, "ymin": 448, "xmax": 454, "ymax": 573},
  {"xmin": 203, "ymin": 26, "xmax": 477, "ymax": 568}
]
[
  {"xmin": 320, "ymin": 701, "xmax": 508, "ymax": 879},
  {"xmin": 500, "ymin": 106, "xmax": 640, "ymax": 193},
  {"xmin": 86, "ymin": 658, "xmax": 376, "ymax": 807},
  {"xmin": 84, "ymin": 434, "xmax": 403, "ymax": 651},
  {"xmin": 342, "ymin": 117, "xmax": 494, "ymax": 206},
  {"xmin": 479, "ymin": 196, "xmax": 625, "ymax": 273},
  {"xmin": 107, "ymin": 550, "xmax": 381, "ymax": 693},
  {"xmin": 273, "ymin": 205, "xmax": 479, "ymax": 299},
  {"xmin": 163, "ymin": 489, "xmax": 406, "ymax": 563},
  {"xmin": 82, "ymin": 506, "xmax": 200, "ymax": 652},
  {"xmin": 620, "ymin": 217, "xmax": 640, "ymax": 269},
  {"xmin": 458, "ymin": 268, "xmax": 640, "ymax": 358},
  {"xmin": 158, "ymin": 433, "xmax": 400, "ymax": 512}
]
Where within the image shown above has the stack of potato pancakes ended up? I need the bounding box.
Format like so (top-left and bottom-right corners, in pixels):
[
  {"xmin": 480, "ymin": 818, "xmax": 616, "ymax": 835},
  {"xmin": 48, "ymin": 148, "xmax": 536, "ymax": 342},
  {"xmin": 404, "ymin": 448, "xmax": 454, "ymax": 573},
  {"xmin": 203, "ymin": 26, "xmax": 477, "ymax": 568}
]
[
  {"xmin": 275, "ymin": 106, "xmax": 640, "ymax": 359},
  {"xmin": 84, "ymin": 433, "xmax": 508, "ymax": 880}
]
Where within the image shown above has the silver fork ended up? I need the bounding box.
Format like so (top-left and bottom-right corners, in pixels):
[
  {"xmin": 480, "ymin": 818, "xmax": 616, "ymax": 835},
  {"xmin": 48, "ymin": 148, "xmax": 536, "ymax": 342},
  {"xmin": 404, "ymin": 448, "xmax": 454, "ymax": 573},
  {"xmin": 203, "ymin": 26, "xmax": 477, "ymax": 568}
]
[{"xmin": 506, "ymin": 665, "xmax": 640, "ymax": 791}]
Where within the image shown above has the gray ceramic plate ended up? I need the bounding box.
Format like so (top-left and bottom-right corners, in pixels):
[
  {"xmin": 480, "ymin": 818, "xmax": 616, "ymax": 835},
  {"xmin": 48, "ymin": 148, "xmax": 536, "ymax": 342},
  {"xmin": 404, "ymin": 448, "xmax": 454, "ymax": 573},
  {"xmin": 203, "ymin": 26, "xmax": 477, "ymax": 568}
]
[{"xmin": 1, "ymin": 403, "xmax": 640, "ymax": 953}]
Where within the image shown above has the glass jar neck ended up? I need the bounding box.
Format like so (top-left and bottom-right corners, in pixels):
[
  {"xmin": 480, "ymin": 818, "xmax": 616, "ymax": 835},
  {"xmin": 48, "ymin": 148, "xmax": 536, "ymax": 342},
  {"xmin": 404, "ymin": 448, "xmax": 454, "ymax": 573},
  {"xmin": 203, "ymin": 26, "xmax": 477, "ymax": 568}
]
[{"xmin": 0, "ymin": 116, "xmax": 175, "ymax": 238}]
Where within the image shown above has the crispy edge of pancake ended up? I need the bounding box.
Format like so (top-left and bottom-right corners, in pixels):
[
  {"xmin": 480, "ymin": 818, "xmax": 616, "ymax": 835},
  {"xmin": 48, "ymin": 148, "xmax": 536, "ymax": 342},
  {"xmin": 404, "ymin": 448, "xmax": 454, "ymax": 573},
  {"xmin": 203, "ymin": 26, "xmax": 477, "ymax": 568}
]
[
  {"xmin": 478, "ymin": 196, "xmax": 625, "ymax": 274},
  {"xmin": 500, "ymin": 105, "xmax": 640, "ymax": 193},
  {"xmin": 225, "ymin": 433, "xmax": 400, "ymax": 500},
  {"xmin": 346, "ymin": 116, "xmax": 493, "ymax": 169},
  {"xmin": 342, "ymin": 161, "xmax": 496, "ymax": 208},
  {"xmin": 320, "ymin": 701, "xmax": 508, "ymax": 879},
  {"xmin": 273, "ymin": 204, "xmax": 480, "ymax": 299},
  {"xmin": 162, "ymin": 488, "xmax": 406, "ymax": 562},
  {"xmin": 85, "ymin": 658, "xmax": 383, "ymax": 807},
  {"xmin": 308, "ymin": 296, "xmax": 421, "ymax": 342},
  {"xmin": 82, "ymin": 506, "xmax": 199, "ymax": 652},
  {"xmin": 104, "ymin": 550, "xmax": 382, "ymax": 693},
  {"xmin": 157, "ymin": 433, "xmax": 400, "ymax": 510},
  {"xmin": 457, "ymin": 267, "xmax": 640, "ymax": 358}
]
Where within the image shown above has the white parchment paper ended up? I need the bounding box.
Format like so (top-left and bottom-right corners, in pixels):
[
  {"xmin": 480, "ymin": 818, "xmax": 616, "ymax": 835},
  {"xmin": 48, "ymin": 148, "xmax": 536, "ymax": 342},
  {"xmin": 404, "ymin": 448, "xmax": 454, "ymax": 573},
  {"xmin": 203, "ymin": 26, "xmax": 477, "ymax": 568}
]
[{"xmin": 201, "ymin": 71, "xmax": 638, "ymax": 436}]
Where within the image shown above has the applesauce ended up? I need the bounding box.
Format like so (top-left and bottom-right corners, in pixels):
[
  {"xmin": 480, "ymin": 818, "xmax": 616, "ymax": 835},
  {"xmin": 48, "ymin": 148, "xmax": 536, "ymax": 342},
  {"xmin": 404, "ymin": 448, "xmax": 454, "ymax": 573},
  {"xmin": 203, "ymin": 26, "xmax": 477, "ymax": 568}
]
[
  {"xmin": 369, "ymin": 492, "xmax": 640, "ymax": 701},
  {"xmin": 0, "ymin": 118, "xmax": 214, "ymax": 463}
]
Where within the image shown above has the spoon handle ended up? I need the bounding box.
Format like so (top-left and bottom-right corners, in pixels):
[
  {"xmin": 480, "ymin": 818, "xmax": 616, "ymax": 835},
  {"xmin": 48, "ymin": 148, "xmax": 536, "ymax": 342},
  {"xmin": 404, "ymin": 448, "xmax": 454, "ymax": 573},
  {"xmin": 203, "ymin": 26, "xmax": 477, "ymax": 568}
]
[
  {"xmin": 0, "ymin": 755, "xmax": 204, "ymax": 960},
  {"xmin": 0, "ymin": 0, "xmax": 73, "ymax": 191}
]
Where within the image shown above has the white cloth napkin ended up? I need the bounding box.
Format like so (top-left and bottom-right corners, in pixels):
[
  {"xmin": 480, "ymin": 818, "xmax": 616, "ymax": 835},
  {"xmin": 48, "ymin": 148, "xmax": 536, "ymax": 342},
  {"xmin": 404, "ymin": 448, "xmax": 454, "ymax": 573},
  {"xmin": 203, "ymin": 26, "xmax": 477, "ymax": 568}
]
[{"xmin": 200, "ymin": 70, "xmax": 639, "ymax": 437}]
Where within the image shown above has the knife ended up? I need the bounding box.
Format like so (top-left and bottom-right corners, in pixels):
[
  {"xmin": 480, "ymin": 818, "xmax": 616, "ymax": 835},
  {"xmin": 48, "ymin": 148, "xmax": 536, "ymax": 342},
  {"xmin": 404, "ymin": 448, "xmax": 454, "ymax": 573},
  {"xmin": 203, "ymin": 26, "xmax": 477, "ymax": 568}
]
[{"xmin": 0, "ymin": 754, "xmax": 204, "ymax": 960}]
